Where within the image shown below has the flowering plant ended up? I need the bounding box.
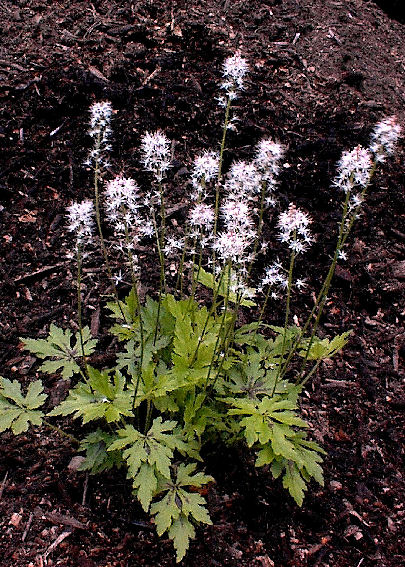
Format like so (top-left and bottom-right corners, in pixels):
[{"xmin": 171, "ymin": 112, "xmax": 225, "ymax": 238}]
[{"xmin": 0, "ymin": 53, "xmax": 401, "ymax": 562}]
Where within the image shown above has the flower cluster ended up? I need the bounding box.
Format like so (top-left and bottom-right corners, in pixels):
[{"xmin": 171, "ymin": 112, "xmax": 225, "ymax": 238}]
[
  {"xmin": 191, "ymin": 151, "xmax": 219, "ymax": 200},
  {"xmin": 86, "ymin": 102, "xmax": 113, "ymax": 169},
  {"xmin": 370, "ymin": 116, "xmax": 402, "ymax": 162},
  {"xmin": 217, "ymin": 52, "xmax": 249, "ymax": 109},
  {"xmin": 214, "ymin": 193, "xmax": 255, "ymax": 267},
  {"xmin": 224, "ymin": 161, "xmax": 262, "ymax": 200},
  {"xmin": 222, "ymin": 52, "xmax": 249, "ymax": 95},
  {"xmin": 192, "ymin": 151, "xmax": 219, "ymax": 185},
  {"xmin": 105, "ymin": 176, "xmax": 140, "ymax": 234},
  {"xmin": 213, "ymin": 230, "xmax": 253, "ymax": 265},
  {"xmin": 89, "ymin": 102, "xmax": 112, "ymax": 132},
  {"xmin": 221, "ymin": 199, "xmax": 253, "ymax": 232},
  {"xmin": 67, "ymin": 200, "xmax": 95, "ymax": 244},
  {"xmin": 189, "ymin": 203, "xmax": 215, "ymax": 232},
  {"xmin": 333, "ymin": 145, "xmax": 373, "ymax": 192},
  {"xmin": 140, "ymin": 131, "xmax": 171, "ymax": 182},
  {"xmin": 259, "ymin": 262, "xmax": 287, "ymax": 297},
  {"xmin": 255, "ymin": 138, "xmax": 285, "ymax": 200},
  {"xmin": 277, "ymin": 204, "xmax": 313, "ymax": 255}
]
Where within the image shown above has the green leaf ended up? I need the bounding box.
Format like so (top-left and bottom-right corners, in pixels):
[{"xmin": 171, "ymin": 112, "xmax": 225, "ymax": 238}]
[
  {"xmin": 169, "ymin": 515, "xmax": 196, "ymax": 562},
  {"xmin": 0, "ymin": 377, "xmax": 46, "ymax": 434},
  {"xmin": 78, "ymin": 430, "xmax": 123, "ymax": 474},
  {"xmin": 178, "ymin": 489, "xmax": 212, "ymax": 524},
  {"xmin": 108, "ymin": 419, "xmax": 199, "ymax": 516},
  {"xmin": 255, "ymin": 428, "xmax": 325, "ymax": 505},
  {"xmin": 271, "ymin": 458, "xmax": 284, "ymax": 479},
  {"xmin": 270, "ymin": 422, "xmax": 297, "ymax": 459},
  {"xmin": 133, "ymin": 462, "xmax": 158, "ymax": 511},
  {"xmin": 255, "ymin": 444, "xmax": 275, "ymax": 467},
  {"xmin": 227, "ymin": 350, "xmax": 278, "ymax": 398},
  {"xmin": 282, "ymin": 461, "xmax": 307, "ymax": 506},
  {"xmin": 21, "ymin": 325, "xmax": 97, "ymax": 379},
  {"xmin": 24, "ymin": 380, "xmax": 48, "ymax": 409},
  {"xmin": 175, "ymin": 462, "xmax": 214, "ymax": 488},
  {"xmin": 150, "ymin": 491, "xmax": 181, "ymax": 536},
  {"xmin": 150, "ymin": 463, "xmax": 213, "ymax": 562},
  {"xmin": 196, "ymin": 267, "xmax": 256, "ymax": 307},
  {"xmin": 48, "ymin": 368, "xmax": 133, "ymax": 424},
  {"xmin": 299, "ymin": 330, "xmax": 352, "ymax": 360},
  {"xmin": 107, "ymin": 289, "xmax": 139, "ymax": 334}
]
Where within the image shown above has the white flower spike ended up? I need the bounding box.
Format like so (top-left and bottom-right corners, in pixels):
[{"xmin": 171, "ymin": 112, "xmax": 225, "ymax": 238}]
[
  {"xmin": 370, "ymin": 116, "xmax": 402, "ymax": 162},
  {"xmin": 67, "ymin": 200, "xmax": 95, "ymax": 243},
  {"xmin": 140, "ymin": 130, "xmax": 171, "ymax": 182}
]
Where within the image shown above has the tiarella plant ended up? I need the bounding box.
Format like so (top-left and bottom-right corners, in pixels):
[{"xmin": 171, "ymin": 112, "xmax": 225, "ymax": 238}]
[{"xmin": 0, "ymin": 53, "xmax": 401, "ymax": 562}]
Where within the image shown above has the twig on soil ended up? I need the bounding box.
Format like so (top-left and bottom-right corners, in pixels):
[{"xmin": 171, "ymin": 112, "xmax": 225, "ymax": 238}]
[
  {"xmin": 392, "ymin": 336, "xmax": 400, "ymax": 373},
  {"xmin": 322, "ymin": 379, "xmax": 352, "ymax": 388},
  {"xmin": 34, "ymin": 507, "xmax": 86, "ymax": 530},
  {"xmin": 82, "ymin": 473, "xmax": 89, "ymax": 506},
  {"xmin": 15, "ymin": 263, "xmax": 65, "ymax": 284},
  {"xmin": 0, "ymin": 59, "xmax": 27, "ymax": 72},
  {"xmin": 0, "ymin": 471, "xmax": 8, "ymax": 501},
  {"xmin": 42, "ymin": 530, "xmax": 72, "ymax": 560},
  {"xmin": 22, "ymin": 512, "xmax": 34, "ymax": 542},
  {"xmin": 140, "ymin": 66, "xmax": 161, "ymax": 87}
]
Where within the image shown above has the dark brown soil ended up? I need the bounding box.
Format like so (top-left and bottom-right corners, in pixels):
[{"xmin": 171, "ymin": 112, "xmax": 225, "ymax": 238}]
[{"xmin": 0, "ymin": 1, "xmax": 404, "ymax": 566}]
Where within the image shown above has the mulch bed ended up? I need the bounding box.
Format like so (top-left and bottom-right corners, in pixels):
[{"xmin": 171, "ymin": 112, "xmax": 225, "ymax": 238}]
[{"xmin": 0, "ymin": 1, "xmax": 404, "ymax": 565}]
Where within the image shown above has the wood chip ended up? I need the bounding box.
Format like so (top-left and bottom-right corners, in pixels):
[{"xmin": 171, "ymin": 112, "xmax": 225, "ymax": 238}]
[
  {"xmin": 34, "ymin": 506, "xmax": 86, "ymax": 530},
  {"xmin": 392, "ymin": 261, "xmax": 405, "ymax": 280},
  {"xmin": 15, "ymin": 263, "xmax": 65, "ymax": 283},
  {"xmin": 0, "ymin": 471, "xmax": 8, "ymax": 501},
  {"xmin": 42, "ymin": 530, "xmax": 72, "ymax": 559},
  {"xmin": 10, "ymin": 512, "xmax": 23, "ymax": 527},
  {"xmin": 88, "ymin": 65, "xmax": 109, "ymax": 82},
  {"xmin": 22, "ymin": 512, "xmax": 34, "ymax": 542}
]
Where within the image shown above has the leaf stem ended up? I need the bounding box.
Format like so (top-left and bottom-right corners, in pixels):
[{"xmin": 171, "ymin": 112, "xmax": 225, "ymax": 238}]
[
  {"xmin": 93, "ymin": 145, "xmax": 127, "ymax": 323},
  {"xmin": 42, "ymin": 418, "xmax": 79, "ymax": 445},
  {"xmin": 272, "ymin": 246, "xmax": 296, "ymax": 394}
]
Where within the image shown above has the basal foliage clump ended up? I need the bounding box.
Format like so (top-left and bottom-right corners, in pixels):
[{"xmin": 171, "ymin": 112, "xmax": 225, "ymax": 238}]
[{"xmin": 0, "ymin": 53, "xmax": 401, "ymax": 561}]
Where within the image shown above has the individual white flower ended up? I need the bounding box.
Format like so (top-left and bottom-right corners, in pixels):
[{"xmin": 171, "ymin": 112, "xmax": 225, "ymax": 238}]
[
  {"xmin": 226, "ymin": 116, "xmax": 239, "ymax": 131},
  {"xmin": 333, "ymin": 145, "xmax": 373, "ymax": 191},
  {"xmin": 189, "ymin": 203, "xmax": 215, "ymax": 231},
  {"xmin": 67, "ymin": 200, "xmax": 95, "ymax": 243},
  {"xmin": 139, "ymin": 220, "xmax": 154, "ymax": 238},
  {"xmin": 370, "ymin": 116, "xmax": 402, "ymax": 162},
  {"xmin": 349, "ymin": 193, "xmax": 364, "ymax": 211},
  {"xmin": 338, "ymin": 250, "xmax": 347, "ymax": 261},
  {"xmin": 140, "ymin": 130, "xmax": 171, "ymax": 181},
  {"xmin": 295, "ymin": 278, "xmax": 307, "ymax": 291},
  {"xmin": 261, "ymin": 263, "xmax": 284, "ymax": 287},
  {"xmin": 112, "ymin": 270, "xmax": 124, "ymax": 285}
]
